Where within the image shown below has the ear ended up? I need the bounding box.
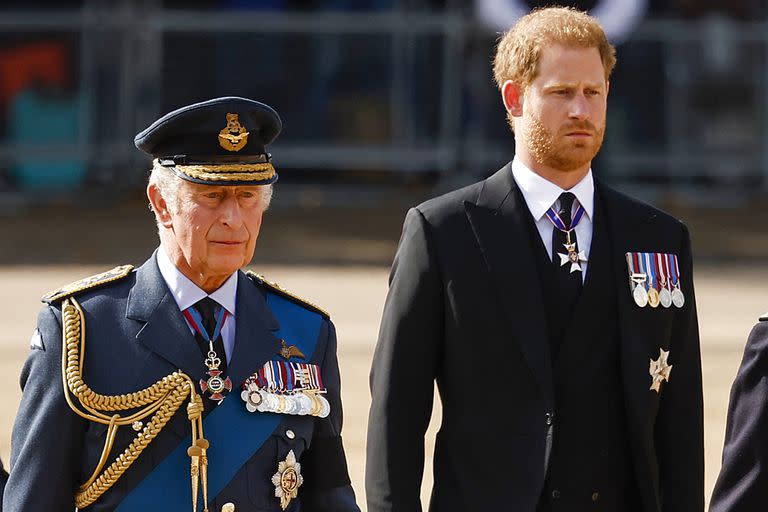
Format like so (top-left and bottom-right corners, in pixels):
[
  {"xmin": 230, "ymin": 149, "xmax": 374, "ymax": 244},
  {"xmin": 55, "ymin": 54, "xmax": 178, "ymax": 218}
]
[
  {"xmin": 606, "ymin": 80, "xmax": 610, "ymax": 96},
  {"xmin": 501, "ymin": 80, "xmax": 524, "ymax": 117},
  {"xmin": 147, "ymin": 183, "xmax": 174, "ymax": 228}
]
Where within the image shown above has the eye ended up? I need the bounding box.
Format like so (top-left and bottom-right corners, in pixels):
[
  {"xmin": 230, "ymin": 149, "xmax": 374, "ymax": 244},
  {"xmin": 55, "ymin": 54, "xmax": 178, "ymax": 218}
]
[{"xmin": 585, "ymin": 89, "xmax": 600, "ymax": 96}]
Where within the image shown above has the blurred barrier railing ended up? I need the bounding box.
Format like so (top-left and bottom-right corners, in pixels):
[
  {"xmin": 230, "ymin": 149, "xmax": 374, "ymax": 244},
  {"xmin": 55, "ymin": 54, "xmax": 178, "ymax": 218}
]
[{"xmin": 0, "ymin": 3, "xmax": 766, "ymax": 199}]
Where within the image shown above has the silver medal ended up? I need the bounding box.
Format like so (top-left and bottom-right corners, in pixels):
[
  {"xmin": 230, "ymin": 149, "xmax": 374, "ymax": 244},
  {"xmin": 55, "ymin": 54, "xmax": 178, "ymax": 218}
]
[
  {"xmin": 633, "ymin": 283, "xmax": 648, "ymax": 308},
  {"xmin": 672, "ymin": 287, "xmax": 685, "ymax": 308},
  {"xmin": 297, "ymin": 393, "xmax": 313, "ymax": 415},
  {"xmin": 284, "ymin": 395, "xmax": 299, "ymax": 415},
  {"xmin": 317, "ymin": 394, "xmax": 331, "ymax": 418},
  {"xmin": 264, "ymin": 393, "xmax": 281, "ymax": 413},
  {"xmin": 659, "ymin": 288, "xmax": 672, "ymax": 308}
]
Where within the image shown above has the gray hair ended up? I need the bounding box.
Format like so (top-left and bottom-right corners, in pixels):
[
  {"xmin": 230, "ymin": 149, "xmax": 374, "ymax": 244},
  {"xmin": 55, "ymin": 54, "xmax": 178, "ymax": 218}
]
[{"xmin": 148, "ymin": 159, "xmax": 273, "ymax": 218}]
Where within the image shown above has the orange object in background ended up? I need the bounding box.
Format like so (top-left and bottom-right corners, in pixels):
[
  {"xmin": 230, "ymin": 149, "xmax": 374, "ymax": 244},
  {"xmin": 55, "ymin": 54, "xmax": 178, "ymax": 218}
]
[{"xmin": 0, "ymin": 41, "xmax": 68, "ymax": 116}]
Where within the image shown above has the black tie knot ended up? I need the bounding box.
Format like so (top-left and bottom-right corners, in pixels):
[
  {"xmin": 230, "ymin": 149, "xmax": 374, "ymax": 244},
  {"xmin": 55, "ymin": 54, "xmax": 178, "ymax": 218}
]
[
  {"xmin": 194, "ymin": 297, "xmax": 220, "ymax": 340},
  {"xmin": 558, "ymin": 192, "xmax": 576, "ymax": 229}
]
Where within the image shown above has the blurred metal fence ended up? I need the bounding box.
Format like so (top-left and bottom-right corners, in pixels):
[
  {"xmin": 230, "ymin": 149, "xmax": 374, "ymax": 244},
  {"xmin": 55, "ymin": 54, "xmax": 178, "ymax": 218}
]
[{"xmin": 0, "ymin": 2, "xmax": 766, "ymax": 199}]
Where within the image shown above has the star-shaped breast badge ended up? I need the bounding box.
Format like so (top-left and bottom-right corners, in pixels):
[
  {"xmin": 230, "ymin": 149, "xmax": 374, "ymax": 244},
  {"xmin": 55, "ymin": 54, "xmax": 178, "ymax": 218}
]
[
  {"xmin": 649, "ymin": 348, "xmax": 672, "ymax": 393},
  {"xmin": 558, "ymin": 243, "xmax": 587, "ymax": 273}
]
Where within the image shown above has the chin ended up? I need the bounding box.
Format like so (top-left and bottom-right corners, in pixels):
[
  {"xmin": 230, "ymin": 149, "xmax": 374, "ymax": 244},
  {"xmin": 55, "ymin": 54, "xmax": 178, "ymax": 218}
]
[{"xmin": 207, "ymin": 255, "xmax": 245, "ymax": 276}]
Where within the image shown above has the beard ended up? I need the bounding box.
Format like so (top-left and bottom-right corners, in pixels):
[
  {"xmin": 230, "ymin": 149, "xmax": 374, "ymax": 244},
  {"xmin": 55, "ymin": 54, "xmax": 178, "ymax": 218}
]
[{"xmin": 518, "ymin": 112, "xmax": 605, "ymax": 172}]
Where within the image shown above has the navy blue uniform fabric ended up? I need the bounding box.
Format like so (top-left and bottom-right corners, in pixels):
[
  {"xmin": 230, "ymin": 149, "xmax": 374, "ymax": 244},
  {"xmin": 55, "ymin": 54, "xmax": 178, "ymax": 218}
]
[
  {"xmin": 709, "ymin": 320, "xmax": 768, "ymax": 511},
  {"xmin": 2, "ymin": 253, "xmax": 359, "ymax": 512},
  {"xmin": 366, "ymin": 163, "xmax": 704, "ymax": 512}
]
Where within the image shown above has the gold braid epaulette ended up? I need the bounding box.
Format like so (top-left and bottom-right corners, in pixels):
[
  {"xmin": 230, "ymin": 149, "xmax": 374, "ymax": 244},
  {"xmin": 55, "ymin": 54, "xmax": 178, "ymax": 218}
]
[
  {"xmin": 245, "ymin": 271, "xmax": 330, "ymax": 319},
  {"xmin": 43, "ymin": 265, "xmax": 134, "ymax": 303},
  {"xmin": 61, "ymin": 298, "xmax": 211, "ymax": 511}
]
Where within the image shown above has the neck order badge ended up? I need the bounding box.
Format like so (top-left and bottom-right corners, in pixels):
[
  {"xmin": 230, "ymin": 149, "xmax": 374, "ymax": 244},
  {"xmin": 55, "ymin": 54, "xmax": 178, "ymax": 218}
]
[
  {"xmin": 183, "ymin": 303, "xmax": 232, "ymax": 402},
  {"xmin": 545, "ymin": 200, "xmax": 588, "ymax": 273}
]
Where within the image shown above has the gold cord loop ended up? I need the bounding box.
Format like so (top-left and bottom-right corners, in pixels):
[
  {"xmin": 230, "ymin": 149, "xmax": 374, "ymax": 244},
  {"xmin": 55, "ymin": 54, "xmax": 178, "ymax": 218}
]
[{"xmin": 61, "ymin": 298, "xmax": 209, "ymax": 511}]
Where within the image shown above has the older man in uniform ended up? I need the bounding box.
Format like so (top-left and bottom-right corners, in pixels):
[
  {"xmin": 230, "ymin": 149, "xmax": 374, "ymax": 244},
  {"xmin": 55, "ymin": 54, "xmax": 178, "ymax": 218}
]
[
  {"xmin": 366, "ymin": 7, "xmax": 703, "ymax": 512},
  {"xmin": 709, "ymin": 314, "xmax": 768, "ymax": 511},
  {"xmin": 2, "ymin": 97, "xmax": 359, "ymax": 512}
]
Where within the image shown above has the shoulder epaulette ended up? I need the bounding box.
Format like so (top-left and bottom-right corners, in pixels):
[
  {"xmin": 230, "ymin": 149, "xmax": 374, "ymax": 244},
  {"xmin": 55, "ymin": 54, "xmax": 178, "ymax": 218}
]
[
  {"xmin": 246, "ymin": 271, "xmax": 330, "ymax": 319},
  {"xmin": 42, "ymin": 265, "xmax": 135, "ymax": 304},
  {"xmin": 760, "ymin": 312, "xmax": 768, "ymax": 322}
]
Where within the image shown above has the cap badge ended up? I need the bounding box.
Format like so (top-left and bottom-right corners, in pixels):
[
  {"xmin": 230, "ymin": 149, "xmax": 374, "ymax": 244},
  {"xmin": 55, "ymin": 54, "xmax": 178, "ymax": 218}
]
[{"xmin": 218, "ymin": 113, "xmax": 249, "ymax": 152}]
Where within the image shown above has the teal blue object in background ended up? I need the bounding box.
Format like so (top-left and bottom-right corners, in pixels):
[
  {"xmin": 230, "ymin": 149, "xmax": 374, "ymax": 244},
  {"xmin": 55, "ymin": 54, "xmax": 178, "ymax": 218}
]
[{"xmin": 8, "ymin": 89, "xmax": 88, "ymax": 190}]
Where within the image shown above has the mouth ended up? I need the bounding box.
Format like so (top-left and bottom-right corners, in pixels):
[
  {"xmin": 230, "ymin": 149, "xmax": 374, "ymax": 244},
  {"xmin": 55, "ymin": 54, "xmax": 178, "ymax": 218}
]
[
  {"xmin": 211, "ymin": 241, "xmax": 246, "ymax": 246},
  {"xmin": 565, "ymin": 131, "xmax": 593, "ymax": 138}
]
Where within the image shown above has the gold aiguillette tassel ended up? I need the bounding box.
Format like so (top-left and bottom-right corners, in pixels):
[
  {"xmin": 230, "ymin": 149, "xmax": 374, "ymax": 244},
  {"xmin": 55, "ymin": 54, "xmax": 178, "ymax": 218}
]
[
  {"xmin": 197, "ymin": 436, "xmax": 210, "ymax": 512},
  {"xmin": 187, "ymin": 394, "xmax": 206, "ymax": 512},
  {"xmin": 187, "ymin": 443, "xmax": 202, "ymax": 512}
]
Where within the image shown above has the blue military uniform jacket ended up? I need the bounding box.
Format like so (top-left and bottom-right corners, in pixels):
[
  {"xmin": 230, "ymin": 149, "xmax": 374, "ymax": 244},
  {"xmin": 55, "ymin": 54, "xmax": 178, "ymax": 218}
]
[
  {"xmin": 2, "ymin": 253, "xmax": 359, "ymax": 512},
  {"xmin": 710, "ymin": 315, "xmax": 768, "ymax": 511}
]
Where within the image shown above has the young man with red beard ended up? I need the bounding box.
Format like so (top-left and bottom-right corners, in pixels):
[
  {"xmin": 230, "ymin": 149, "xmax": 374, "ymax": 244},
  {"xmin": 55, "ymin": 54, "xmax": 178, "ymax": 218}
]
[{"xmin": 366, "ymin": 7, "xmax": 703, "ymax": 512}]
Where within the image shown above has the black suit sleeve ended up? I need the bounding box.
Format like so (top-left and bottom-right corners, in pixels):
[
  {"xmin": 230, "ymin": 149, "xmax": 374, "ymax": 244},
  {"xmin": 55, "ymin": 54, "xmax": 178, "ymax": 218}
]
[
  {"xmin": 366, "ymin": 207, "xmax": 444, "ymax": 512},
  {"xmin": 656, "ymin": 224, "xmax": 705, "ymax": 511},
  {"xmin": 709, "ymin": 320, "xmax": 768, "ymax": 512},
  {"xmin": 3, "ymin": 306, "xmax": 85, "ymax": 512},
  {"xmin": 301, "ymin": 320, "xmax": 360, "ymax": 512}
]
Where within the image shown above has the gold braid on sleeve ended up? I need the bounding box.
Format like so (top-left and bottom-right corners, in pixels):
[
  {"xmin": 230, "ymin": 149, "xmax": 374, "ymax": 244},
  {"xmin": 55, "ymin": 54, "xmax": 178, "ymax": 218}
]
[{"xmin": 61, "ymin": 298, "xmax": 211, "ymax": 512}]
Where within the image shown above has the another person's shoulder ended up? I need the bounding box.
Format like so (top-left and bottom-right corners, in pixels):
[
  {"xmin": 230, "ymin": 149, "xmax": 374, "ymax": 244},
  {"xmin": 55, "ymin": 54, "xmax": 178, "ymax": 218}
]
[
  {"xmin": 749, "ymin": 312, "xmax": 768, "ymax": 348},
  {"xmin": 244, "ymin": 271, "xmax": 330, "ymax": 321},
  {"xmin": 40, "ymin": 264, "xmax": 136, "ymax": 308}
]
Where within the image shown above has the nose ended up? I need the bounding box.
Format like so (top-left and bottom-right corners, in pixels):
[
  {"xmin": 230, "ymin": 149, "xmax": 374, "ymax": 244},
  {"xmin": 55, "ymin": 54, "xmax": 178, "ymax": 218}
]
[
  {"xmin": 220, "ymin": 195, "xmax": 244, "ymax": 228},
  {"xmin": 568, "ymin": 94, "xmax": 590, "ymax": 121}
]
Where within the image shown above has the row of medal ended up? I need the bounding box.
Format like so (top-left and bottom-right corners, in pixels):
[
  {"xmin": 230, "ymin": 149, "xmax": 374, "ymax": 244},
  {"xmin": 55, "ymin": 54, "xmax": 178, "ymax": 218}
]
[
  {"xmin": 625, "ymin": 252, "xmax": 685, "ymax": 309},
  {"xmin": 241, "ymin": 360, "xmax": 330, "ymax": 418}
]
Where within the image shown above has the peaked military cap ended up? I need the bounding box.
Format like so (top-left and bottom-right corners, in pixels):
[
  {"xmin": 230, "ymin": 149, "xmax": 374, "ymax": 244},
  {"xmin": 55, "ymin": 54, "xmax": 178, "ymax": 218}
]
[{"xmin": 135, "ymin": 96, "xmax": 282, "ymax": 185}]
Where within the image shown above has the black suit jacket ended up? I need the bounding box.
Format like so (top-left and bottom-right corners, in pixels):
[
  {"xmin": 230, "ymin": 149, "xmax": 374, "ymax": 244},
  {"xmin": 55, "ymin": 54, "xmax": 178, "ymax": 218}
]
[
  {"xmin": 3, "ymin": 253, "xmax": 358, "ymax": 512},
  {"xmin": 709, "ymin": 319, "xmax": 768, "ymax": 511},
  {"xmin": 365, "ymin": 163, "xmax": 703, "ymax": 512}
]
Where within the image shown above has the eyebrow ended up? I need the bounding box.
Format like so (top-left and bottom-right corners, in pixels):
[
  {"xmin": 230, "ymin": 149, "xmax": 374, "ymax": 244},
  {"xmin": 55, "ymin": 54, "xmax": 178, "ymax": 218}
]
[{"xmin": 544, "ymin": 82, "xmax": 605, "ymax": 91}]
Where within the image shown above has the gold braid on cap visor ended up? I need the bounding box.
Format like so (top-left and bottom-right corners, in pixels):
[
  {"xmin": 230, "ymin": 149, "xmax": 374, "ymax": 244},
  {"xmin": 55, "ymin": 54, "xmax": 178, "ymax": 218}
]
[{"xmin": 177, "ymin": 162, "xmax": 275, "ymax": 182}]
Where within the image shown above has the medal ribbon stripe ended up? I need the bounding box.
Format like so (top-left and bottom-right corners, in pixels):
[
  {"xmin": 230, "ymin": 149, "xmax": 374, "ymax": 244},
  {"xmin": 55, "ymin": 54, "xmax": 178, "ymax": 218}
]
[
  {"xmin": 183, "ymin": 305, "xmax": 229, "ymax": 342},
  {"xmin": 673, "ymin": 254, "xmax": 681, "ymax": 286},
  {"xmin": 644, "ymin": 252, "xmax": 656, "ymax": 290},
  {"xmin": 115, "ymin": 291, "xmax": 323, "ymax": 511},
  {"xmin": 544, "ymin": 203, "xmax": 585, "ymax": 233},
  {"xmin": 625, "ymin": 253, "xmax": 636, "ymax": 290},
  {"xmin": 656, "ymin": 253, "xmax": 667, "ymax": 287},
  {"xmin": 634, "ymin": 253, "xmax": 645, "ymax": 287},
  {"xmin": 668, "ymin": 253, "xmax": 678, "ymax": 286}
]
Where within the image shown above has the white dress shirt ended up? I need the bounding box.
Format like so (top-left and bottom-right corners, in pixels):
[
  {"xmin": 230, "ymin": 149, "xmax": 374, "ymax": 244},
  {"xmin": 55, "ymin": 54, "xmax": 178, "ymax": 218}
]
[
  {"xmin": 156, "ymin": 247, "xmax": 237, "ymax": 363},
  {"xmin": 511, "ymin": 157, "xmax": 595, "ymax": 281}
]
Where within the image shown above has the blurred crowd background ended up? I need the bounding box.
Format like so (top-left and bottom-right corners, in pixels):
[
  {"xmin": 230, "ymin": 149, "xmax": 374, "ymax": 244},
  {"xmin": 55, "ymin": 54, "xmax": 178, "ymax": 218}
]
[{"xmin": 1, "ymin": 0, "xmax": 767, "ymax": 232}]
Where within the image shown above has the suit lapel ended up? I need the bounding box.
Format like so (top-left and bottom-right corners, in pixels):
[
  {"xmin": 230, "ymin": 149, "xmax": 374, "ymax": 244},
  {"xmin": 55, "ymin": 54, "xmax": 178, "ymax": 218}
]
[
  {"xmin": 126, "ymin": 253, "xmax": 205, "ymax": 380},
  {"xmin": 599, "ymin": 181, "xmax": 665, "ymax": 508},
  {"xmin": 225, "ymin": 271, "xmax": 282, "ymax": 388},
  {"xmin": 464, "ymin": 163, "xmax": 553, "ymax": 403}
]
